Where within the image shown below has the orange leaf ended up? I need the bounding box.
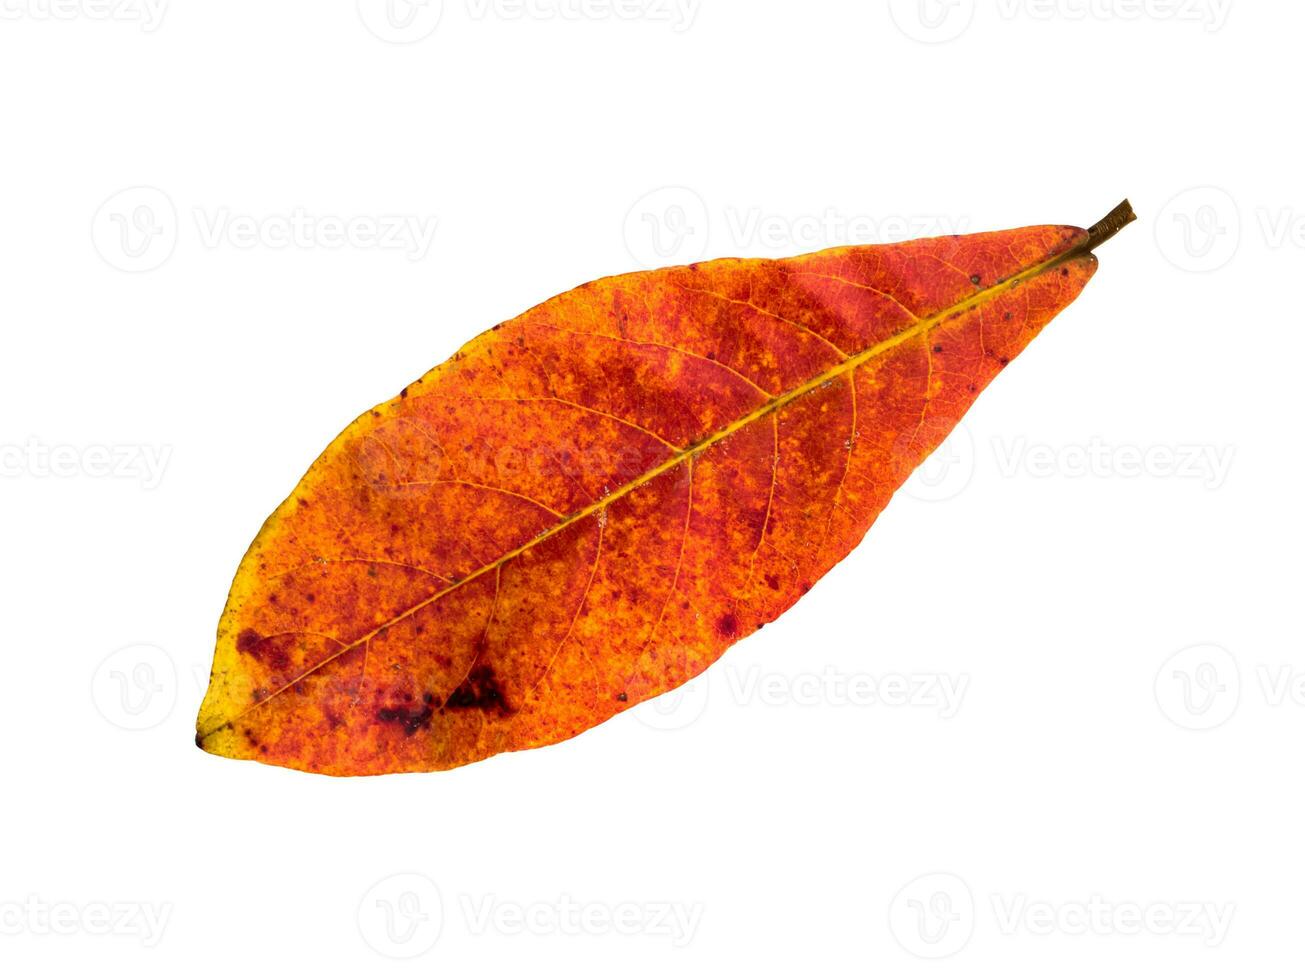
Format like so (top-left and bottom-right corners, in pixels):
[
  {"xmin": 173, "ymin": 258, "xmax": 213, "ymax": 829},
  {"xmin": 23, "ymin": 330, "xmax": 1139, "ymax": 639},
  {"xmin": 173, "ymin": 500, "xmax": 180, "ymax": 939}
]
[{"xmin": 196, "ymin": 201, "xmax": 1135, "ymax": 775}]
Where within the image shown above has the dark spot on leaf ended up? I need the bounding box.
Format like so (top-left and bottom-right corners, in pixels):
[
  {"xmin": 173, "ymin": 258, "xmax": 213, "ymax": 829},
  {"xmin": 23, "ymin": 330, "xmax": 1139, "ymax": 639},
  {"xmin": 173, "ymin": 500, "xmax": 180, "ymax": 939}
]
[
  {"xmin": 716, "ymin": 612, "xmax": 739, "ymax": 638},
  {"xmin": 235, "ymin": 628, "xmax": 262, "ymax": 655},
  {"xmin": 616, "ymin": 692, "xmax": 628, "ymax": 702},
  {"xmin": 377, "ymin": 693, "xmax": 438, "ymax": 736},
  {"xmin": 445, "ymin": 665, "xmax": 512, "ymax": 715},
  {"xmin": 970, "ymin": 274, "xmax": 981, "ymax": 286},
  {"xmin": 241, "ymin": 633, "xmax": 291, "ymax": 676}
]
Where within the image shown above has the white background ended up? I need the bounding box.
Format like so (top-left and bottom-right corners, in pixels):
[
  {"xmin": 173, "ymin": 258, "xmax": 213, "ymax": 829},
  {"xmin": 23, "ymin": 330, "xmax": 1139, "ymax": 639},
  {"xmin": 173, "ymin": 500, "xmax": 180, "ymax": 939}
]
[{"xmin": 0, "ymin": 1, "xmax": 1299, "ymax": 976}]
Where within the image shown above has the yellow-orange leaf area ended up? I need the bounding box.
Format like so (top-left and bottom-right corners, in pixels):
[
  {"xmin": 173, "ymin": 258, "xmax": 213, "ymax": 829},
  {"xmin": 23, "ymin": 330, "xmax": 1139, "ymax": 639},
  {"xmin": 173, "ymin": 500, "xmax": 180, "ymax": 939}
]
[{"xmin": 197, "ymin": 202, "xmax": 1135, "ymax": 775}]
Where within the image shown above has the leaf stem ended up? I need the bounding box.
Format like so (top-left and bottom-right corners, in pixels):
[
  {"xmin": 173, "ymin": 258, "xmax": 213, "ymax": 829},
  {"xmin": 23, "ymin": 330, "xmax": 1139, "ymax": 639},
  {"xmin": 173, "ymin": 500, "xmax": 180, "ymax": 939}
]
[{"xmin": 1082, "ymin": 198, "xmax": 1137, "ymax": 252}]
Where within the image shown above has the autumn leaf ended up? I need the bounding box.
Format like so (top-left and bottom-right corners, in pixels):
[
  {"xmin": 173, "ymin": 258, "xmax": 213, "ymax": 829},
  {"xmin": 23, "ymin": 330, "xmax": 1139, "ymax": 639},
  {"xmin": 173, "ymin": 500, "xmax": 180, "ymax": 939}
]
[{"xmin": 196, "ymin": 200, "xmax": 1136, "ymax": 775}]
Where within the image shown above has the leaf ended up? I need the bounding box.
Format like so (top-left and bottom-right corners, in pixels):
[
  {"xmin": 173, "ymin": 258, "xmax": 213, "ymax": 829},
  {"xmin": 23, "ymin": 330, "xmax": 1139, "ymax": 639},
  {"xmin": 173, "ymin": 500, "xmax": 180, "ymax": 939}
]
[{"xmin": 196, "ymin": 201, "xmax": 1135, "ymax": 775}]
